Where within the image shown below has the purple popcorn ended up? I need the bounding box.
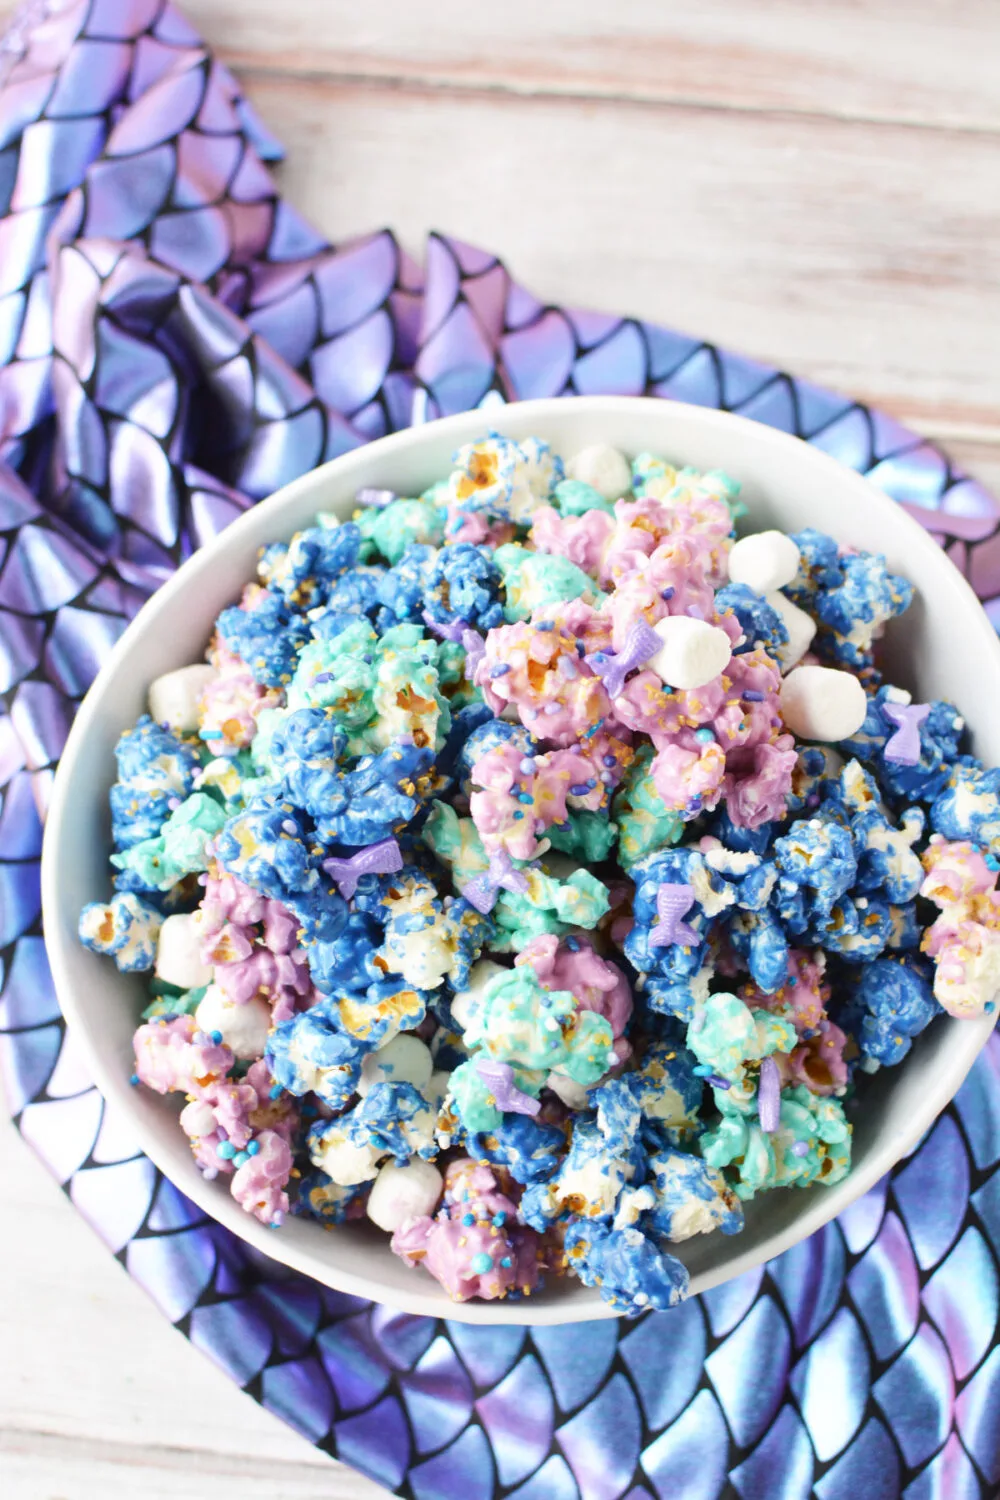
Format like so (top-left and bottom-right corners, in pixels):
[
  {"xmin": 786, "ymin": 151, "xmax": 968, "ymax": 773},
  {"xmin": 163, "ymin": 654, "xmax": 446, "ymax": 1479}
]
[
  {"xmin": 322, "ymin": 837, "xmax": 403, "ymax": 899},
  {"xmin": 882, "ymin": 700, "xmax": 931, "ymax": 766},
  {"xmin": 585, "ymin": 620, "xmax": 662, "ymax": 698},
  {"xmin": 475, "ymin": 1059, "xmax": 541, "ymax": 1116}
]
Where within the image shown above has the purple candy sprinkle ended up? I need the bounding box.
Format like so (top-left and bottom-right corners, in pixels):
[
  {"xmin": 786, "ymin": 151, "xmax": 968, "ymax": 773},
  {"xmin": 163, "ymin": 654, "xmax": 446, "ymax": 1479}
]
[
  {"xmin": 758, "ymin": 1056, "xmax": 781, "ymax": 1133},
  {"xmin": 356, "ymin": 487, "xmax": 397, "ymax": 508},
  {"xmin": 791, "ymin": 1140, "xmax": 811, "ymax": 1158},
  {"xmin": 464, "ymin": 848, "xmax": 531, "ymax": 914},
  {"xmin": 422, "ymin": 611, "xmax": 467, "ymax": 642},
  {"xmin": 584, "ymin": 619, "xmax": 662, "ymax": 699},
  {"xmin": 322, "ymin": 837, "xmax": 403, "ymax": 900},
  {"xmin": 743, "ymin": 689, "xmax": 766, "ymax": 702},
  {"xmin": 881, "ymin": 700, "xmax": 930, "ymax": 766},
  {"xmin": 475, "ymin": 1059, "xmax": 541, "ymax": 1116},
  {"xmin": 649, "ymin": 883, "xmax": 699, "ymax": 948}
]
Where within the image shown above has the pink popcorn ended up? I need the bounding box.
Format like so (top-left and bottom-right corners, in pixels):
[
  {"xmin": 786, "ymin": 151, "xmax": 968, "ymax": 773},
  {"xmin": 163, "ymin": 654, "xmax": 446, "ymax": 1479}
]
[
  {"xmin": 445, "ymin": 508, "xmax": 517, "ymax": 548},
  {"xmin": 781, "ymin": 1019, "xmax": 850, "ymax": 1096},
  {"xmin": 230, "ymin": 1128, "xmax": 293, "ymax": 1226},
  {"xmin": 529, "ymin": 505, "xmax": 618, "ymax": 581},
  {"xmin": 742, "ymin": 948, "xmax": 829, "ymax": 1035},
  {"xmin": 723, "ymin": 737, "xmax": 797, "ymax": 830},
  {"xmin": 245, "ymin": 1059, "xmax": 300, "ymax": 1143},
  {"xmin": 602, "ymin": 540, "xmax": 717, "ymax": 646},
  {"xmin": 468, "ymin": 741, "xmax": 574, "ymax": 861},
  {"xmin": 516, "ymin": 933, "xmax": 633, "ymax": 1039},
  {"xmin": 200, "ymin": 869, "xmax": 268, "ymax": 929},
  {"xmin": 214, "ymin": 944, "xmax": 316, "ymax": 1019},
  {"xmin": 391, "ymin": 1158, "xmax": 543, "ymax": 1301},
  {"xmin": 920, "ymin": 838, "xmax": 1000, "ymax": 1017},
  {"xmin": 651, "ymin": 739, "xmax": 727, "ymax": 816},
  {"xmin": 477, "ymin": 604, "xmax": 613, "ymax": 746},
  {"xmin": 201, "ymin": 636, "xmax": 282, "ymax": 751},
  {"xmin": 133, "ymin": 1014, "xmax": 233, "ymax": 1095},
  {"xmin": 180, "ymin": 1075, "xmax": 258, "ymax": 1172}
]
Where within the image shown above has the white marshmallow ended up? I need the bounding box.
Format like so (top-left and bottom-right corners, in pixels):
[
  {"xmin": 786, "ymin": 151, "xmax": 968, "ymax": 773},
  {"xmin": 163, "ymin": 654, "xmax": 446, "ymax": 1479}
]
[
  {"xmin": 450, "ymin": 960, "xmax": 506, "ymax": 1033},
  {"xmin": 366, "ymin": 1158, "xmax": 444, "ymax": 1232},
  {"xmin": 194, "ymin": 983, "xmax": 272, "ymax": 1060},
  {"xmin": 566, "ymin": 443, "xmax": 632, "ymax": 502},
  {"xmin": 546, "ymin": 1072, "xmax": 592, "ymax": 1111},
  {"xmin": 646, "ymin": 614, "xmax": 733, "ymax": 690},
  {"xmin": 148, "ymin": 664, "xmax": 216, "ymax": 734},
  {"xmin": 779, "ymin": 665, "xmax": 868, "ymax": 742},
  {"xmin": 765, "ymin": 590, "xmax": 817, "ymax": 673},
  {"xmin": 155, "ymin": 911, "xmax": 213, "ymax": 991},
  {"xmin": 728, "ymin": 531, "xmax": 801, "ymax": 595},
  {"xmin": 357, "ymin": 1034, "xmax": 433, "ymax": 1098}
]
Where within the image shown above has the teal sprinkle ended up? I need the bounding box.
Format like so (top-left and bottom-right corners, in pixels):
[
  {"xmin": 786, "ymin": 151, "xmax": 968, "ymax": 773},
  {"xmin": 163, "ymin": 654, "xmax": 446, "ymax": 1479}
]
[
  {"xmin": 492, "ymin": 1212, "xmax": 506, "ymax": 1227},
  {"xmin": 462, "ymin": 1212, "xmax": 475, "ymax": 1226},
  {"xmin": 247, "ymin": 1140, "xmax": 261, "ymax": 1156},
  {"xmin": 695, "ymin": 727, "xmax": 716, "ymax": 744},
  {"xmin": 470, "ymin": 1252, "xmax": 494, "ymax": 1274},
  {"xmin": 216, "ymin": 1140, "xmax": 236, "ymax": 1160},
  {"xmin": 210, "ymin": 1030, "xmax": 223, "ymax": 1044},
  {"xmin": 500, "ymin": 1256, "xmax": 513, "ymax": 1268},
  {"xmin": 233, "ymin": 1151, "xmax": 250, "ymax": 1168},
  {"xmin": 129, "ymin": 1074, "xmax": 139, "ymax": 1086}
]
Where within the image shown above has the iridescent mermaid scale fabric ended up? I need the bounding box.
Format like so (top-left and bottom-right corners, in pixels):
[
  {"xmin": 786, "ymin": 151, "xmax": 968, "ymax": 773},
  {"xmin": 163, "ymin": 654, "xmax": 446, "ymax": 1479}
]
[{"xmin": 1, "ymin": 3, "xmax": 999, "ymax": 1496}]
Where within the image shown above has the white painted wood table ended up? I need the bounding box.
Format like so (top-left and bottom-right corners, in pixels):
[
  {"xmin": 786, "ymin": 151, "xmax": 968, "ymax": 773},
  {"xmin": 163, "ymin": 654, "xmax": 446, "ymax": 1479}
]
[{"xmin": 3, "ymin": 2, "xmax": 1000, "ymax": 1495}]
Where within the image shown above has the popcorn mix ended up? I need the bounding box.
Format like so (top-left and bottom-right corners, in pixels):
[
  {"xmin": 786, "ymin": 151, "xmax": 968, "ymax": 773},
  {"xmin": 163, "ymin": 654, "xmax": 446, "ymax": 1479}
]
[{"xmin": 79, "ymin": 431, "xmax": 1000, "ymax": 1316}]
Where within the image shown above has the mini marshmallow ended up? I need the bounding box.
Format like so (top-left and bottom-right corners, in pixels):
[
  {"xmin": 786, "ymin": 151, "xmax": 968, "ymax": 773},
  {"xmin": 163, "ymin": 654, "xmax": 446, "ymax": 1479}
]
[
  {"xmin": 547, "ymin": 1071, "xmax": 592, "ymax": 1110},
  {"xmin": 566, "ymin": 444, "xmax": 632, "ymax": 502},
  {"xmin": 766, "ymin": 590, "xmax": 817, "ymax": 673},
  {"xmin": 728, "ymin": 531, "xmax": 801, "ymax": 595},
  {"xmin": 155, "ymin": 911, "xmax": 213, "ymax": 991},
  {"xmin": 450, "ymin": 960, "xmax": 506, "ymax": 1033},
  {"xmin": 645, "ymin": 614, "xmax": 733, "ymax": 691},
  {"xmin": 367, "ymin": 1158, "xmax": 444, "ymax": 1232},
  {"xmin": 195, "ymin": 983, "xmax": 272, "ymax": 1060},
  {"xmin": 779, "ymin": 665, "xmax": 868, "ymax": 742},
  {"xmin": 148, "ymin": 664, "xmax": 216, "ymax": 734},
  {"xmin": 357, "ymin": 1034, "xmax": 434, "ymax": 1098}
]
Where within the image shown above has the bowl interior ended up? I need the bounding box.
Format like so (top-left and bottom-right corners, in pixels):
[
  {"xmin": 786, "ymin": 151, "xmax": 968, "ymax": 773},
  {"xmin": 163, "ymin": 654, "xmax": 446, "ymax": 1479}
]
[{"xmin": 41, "ymin": 396, "xmax": 1000, "ymax": 1325}]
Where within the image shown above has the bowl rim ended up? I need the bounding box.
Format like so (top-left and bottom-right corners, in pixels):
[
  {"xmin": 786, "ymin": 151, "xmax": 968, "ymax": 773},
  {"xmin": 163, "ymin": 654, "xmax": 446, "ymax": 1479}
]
[{"xmin": 40, "ymin": 394, "xmax": 1000, "ymax": 1324}]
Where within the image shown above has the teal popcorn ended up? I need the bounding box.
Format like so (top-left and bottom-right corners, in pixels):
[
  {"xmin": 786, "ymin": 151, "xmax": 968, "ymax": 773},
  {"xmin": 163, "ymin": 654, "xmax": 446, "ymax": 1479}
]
[
  {"xmin": 492, "ymin": 542, "xmax": 604, "ymax": 622},
  {"xmin": 700, "ymin": 1084, "xmax": 852, "ymax": 1201},
  {"xmin": 79, "ymin": 892, "xmax": 162, "ymax": 971},
  {"xmin": 611, "ymin": 744, "xmax": 685, "ymax": 869},
  {"xmin": 553, "ymin": 477, "xmax": 616, "ymax": 517},
  {"xmin": 687, "ymin": 992, "xmax": 796, "ymax": 1108},
  {"xmin": 546, "ymin": 808, "xmax": 619, "ymax": 862},
  {"xmin": 111, "ymin": 792, "xmax": 226, "ymax": 891},
  {"xmin": 464, "ymin": 967, "xmax": 615, "ymax": 1085},
  {"xmin": 447, "ymin": 1056, "xmax": 544, "ymax": 1135},
  {"xmin": 356, "ymin": 495, "xmax": 447, "ymax": 564}
]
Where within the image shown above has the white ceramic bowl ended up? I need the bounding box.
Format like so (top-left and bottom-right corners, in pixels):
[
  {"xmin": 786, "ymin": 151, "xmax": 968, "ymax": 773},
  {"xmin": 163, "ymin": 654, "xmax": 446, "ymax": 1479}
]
[{"xmin": 42, "ymin": 396, "xmax": 1000, "ymax": 1325}]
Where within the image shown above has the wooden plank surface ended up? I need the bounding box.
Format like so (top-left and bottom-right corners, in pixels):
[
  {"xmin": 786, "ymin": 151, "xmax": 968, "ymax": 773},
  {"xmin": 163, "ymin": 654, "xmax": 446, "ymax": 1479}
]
[{"xmin": 3, "ymin": 2, "xmax": 1000, "ymax": 1495}]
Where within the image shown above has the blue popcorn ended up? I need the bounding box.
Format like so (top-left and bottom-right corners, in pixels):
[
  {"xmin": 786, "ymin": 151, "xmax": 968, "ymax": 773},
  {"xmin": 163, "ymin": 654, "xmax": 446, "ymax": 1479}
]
[
  {"xmin": 324, "ymin": 564, "xmax": 386, "ymax": 618},
  {"xmin": 812, "ymin": 893, "xmax": 893, "ymax": 963},
  {"xmin": 838, "ymin": 953, "xmax": 938, "ymax": 1067},
  {"xmin": 214, "ymin": 796, "xmax": 320, "ymax": 903},
  {"xmin": 520, "ymin": 1115, "xmax": 638, "ymax": 1229},
  {"xmin": 307, "ymin": 911, "xmax": 384, "ymax": 994},
  {"xmin": 624, "ymin": 848, "xmax": 715, "ymax": 977},
  {"xmin": 457, "ymin": 717, "xmax": 535, "ymax": 786},
  {"xmin": 886, "ymin": 902, "xmax": 921, "ymax": 950},
  {"xmin": 706, "ymin": 803, "xmax": 775, "ymax": 855},
  {"xmin": 773, "ymin": 816, "xmax": 857, "ymax": 931},
  {"xmin": 295, "ymin": 1172, "xmax": 369, "ymax": 1224},
  {"xmin": 340, "ymin": 1081, "xmax": 438, "ymax": 1164},
  {"xmin": 727, "ymin": 907, "xmax": 790, "ymax": 993},
  {"xmin": 841, "ymin": 687, "xmax": 965, "ymax": 804},
  {"xmin": 812, "ymin": 552, "xmax": 913, "ymax": 669},
  {"xmin": 454, "ymin": 1114, "xmax": 566, "ymax": 1185},
  {"xmin": 562, "ymin": 1219, "xmax": 689, "ymax": 1316},
  {"xmin": 374, "ymin": 543, "xmax": 437, "ymax": 629},
  {"xmin": 931, "ymin": 761, "xmax": 1000, "ymax": 852},
  {"xmin": 715, "ymin": 582, "xmax": 788, "ymax": 656},
  {"xmin": 258, "ymin": 522, "xmax": 362, "ymax": 608},
  {"xmin": 217, "ymin": 591, "xmax": 311, "ymax": 687},
  {"xmin": 784, "ymin": 746, "xmax": 843, "ymax": 817},
  {"xmin": 624, "ymin": 1038, "xmax": 705, "ymax": 1147},
  {"xmin": 110, "ymin": 715, "xmax": 202, "ymax": 851},
  {"xmin": 852, "ymin": 804, "xmax": 925, "ymax": 904},
  {"xmin": 435, "ymin": 701, "xmax": 495, "ymax": 784},
  {"xmin": 334, "ymin": 976, "xmax": 431, "ymax": 1048},
  {"xmin": 265, "ymin": 1006, "xmax": 366, "ymax": 1109},
  {"xmin": 786, "ymin": 528, "xmax": 844, "ymax": 606},
  {"xmin": 643, "ymin": 1149, "xmax": 743, "ymax": 1241},
  {"xmin": 78, "ymin": 892, "xmax": 161, "ymax": 971},
  {"xmin": 423, "ymin": 542, "xmax": 505, "ymax": 633}
]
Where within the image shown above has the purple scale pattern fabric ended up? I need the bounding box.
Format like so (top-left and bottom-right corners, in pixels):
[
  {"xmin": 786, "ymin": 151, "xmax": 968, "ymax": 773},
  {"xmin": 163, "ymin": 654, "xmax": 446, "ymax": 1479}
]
[{"xmin": 0, "ymin": 2, "xmax": 999, "ymax": 1495}]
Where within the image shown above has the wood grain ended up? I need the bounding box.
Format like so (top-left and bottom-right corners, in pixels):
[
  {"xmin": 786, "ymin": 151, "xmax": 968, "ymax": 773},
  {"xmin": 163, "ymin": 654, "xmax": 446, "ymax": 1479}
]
[{"xmin": 0, "ymin": 1117, "xmax": 385, "ymax": 1497}]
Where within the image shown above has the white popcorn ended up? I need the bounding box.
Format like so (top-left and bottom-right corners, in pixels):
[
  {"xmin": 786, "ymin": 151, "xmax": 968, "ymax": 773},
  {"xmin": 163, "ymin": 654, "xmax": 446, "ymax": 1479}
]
[{"xmin": 566, "ymin": 443, "xmax": 632, "ymax": 501}]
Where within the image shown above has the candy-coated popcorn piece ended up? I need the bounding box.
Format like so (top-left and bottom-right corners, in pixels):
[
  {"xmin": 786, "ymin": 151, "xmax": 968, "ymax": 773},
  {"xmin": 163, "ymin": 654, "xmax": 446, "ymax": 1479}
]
[
  {"xmin": 446, "ymin": 433, "xmax": 562, "ymax": 526},
  {"xmin": 79, "ymin": 892, "xmax": 162, "ymax": 971},
  {"xmin": 357, "ymin": 495, "xmax": 447, "ymax": 564},
  {"xmin": 296, "ymin": 1173, "xmax": 370, "ymax": 1224},
  {"xmin": 133, "ymin": 1013, "xmax": 234, "ymax": 1095},
  {"xmin": 110, "ymin": 715, "xmax": 203, "ymax": 851},
  {"xmin": 111, "ymin": 792, "xmax": 227, "ymax": 891},
  {"xmin": 562, "ymin": 1219, "xmax": 688, "ymax": 1316},
  {"xmin": 265, "ymin": 1005, "xmax": 366, "ymax": 1110}
]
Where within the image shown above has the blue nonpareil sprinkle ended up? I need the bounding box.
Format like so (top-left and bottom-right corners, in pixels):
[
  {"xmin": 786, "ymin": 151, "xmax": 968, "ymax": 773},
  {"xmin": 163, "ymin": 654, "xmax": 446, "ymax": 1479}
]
[
  {"xmin": 470, "ymin": 1252, "xmax": 494, "ymax": 1274},
  {"xmin": 661, "ymin": 587, "xmax": 675, "ymax": 601},
  {"xmin": 569, "ymin": 784, "xmax": 590, "ymax": 796},
  {"xmin": 501, "ymin": 1256, "xmax": 513, "ymax": 1268},
  {"xmin": 490, "ymin": 664, "xmax": 511, "ymax": 678},
  {"xmin": 462, "ymin": 1212, "xmax": 475, "ymax": 1226},
  {"xmin": 129, "ymin": 1074, "xmax": 140, "ymax": 1086},
  {"xmin": 743, "ymin": 689, "xmax": 766, "ymax": 702},
  {"xmin": 709, "ymin": 1075, "xmax": 731, "ymax": 1090}
]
